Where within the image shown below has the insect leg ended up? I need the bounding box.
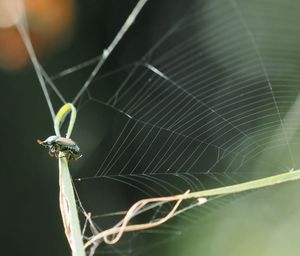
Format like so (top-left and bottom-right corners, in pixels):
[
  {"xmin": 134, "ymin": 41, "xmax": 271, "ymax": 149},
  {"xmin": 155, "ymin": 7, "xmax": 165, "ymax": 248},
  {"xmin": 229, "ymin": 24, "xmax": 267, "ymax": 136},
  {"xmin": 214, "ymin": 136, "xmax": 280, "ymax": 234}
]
[{"xmin": 48, "ymin": 149, "xmax": 54, "ymax": 157}]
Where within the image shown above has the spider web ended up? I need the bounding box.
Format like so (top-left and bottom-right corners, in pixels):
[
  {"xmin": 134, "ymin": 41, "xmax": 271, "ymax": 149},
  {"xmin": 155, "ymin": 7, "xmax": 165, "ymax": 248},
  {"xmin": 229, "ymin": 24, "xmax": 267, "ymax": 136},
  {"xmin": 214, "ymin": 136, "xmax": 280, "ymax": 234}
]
[{"xmin": 14, "ymin": 0, "xmax": 300, "ymax": 255}]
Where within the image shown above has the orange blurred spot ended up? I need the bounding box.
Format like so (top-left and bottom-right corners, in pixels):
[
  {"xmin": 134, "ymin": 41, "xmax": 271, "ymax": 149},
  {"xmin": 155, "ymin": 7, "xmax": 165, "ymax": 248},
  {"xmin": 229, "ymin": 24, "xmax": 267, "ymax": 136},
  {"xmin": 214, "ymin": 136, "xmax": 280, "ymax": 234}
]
[
  {"xmin": 0, "ymin": 0, "xmax": 24, "ymax": 28},
  {"xmin": 0, "ymin": 0, "xmax": 75, "ymax": 71}
]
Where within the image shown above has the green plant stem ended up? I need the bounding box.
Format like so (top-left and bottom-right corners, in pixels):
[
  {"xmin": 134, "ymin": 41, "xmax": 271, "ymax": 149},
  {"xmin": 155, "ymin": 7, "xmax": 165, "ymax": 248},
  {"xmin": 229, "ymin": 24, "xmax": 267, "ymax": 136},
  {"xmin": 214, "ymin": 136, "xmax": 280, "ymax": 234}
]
[
  {"xmin": 178, "ymin": 169, "xmax": 300, "ymax": 200},
  {"xmin": 84, "ymin": 169, "xmax": 300, "ymax": 248},
  {"xmin": 55, "ymin": 103, "xmax": 86, "ymax": 256},
  {"xmin": 59, "ymin": 157, "xmax": 85, "ymax": 256}
]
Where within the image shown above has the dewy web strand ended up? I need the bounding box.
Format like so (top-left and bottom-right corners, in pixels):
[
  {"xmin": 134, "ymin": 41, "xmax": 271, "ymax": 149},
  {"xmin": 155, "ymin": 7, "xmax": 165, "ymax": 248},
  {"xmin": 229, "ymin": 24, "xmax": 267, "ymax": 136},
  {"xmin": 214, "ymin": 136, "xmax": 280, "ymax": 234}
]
[
  {"xmin": 72, "ymin": 0, "xmax": 149, "ymax": 104},
  {"xmin": 13, "ymin": 1, "xmax": 56, "ymax": 120}
]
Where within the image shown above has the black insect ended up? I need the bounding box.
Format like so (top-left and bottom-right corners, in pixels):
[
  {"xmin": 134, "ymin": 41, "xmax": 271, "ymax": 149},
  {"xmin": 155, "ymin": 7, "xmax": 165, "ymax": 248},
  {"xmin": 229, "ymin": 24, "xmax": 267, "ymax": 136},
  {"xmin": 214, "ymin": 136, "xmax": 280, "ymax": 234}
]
[{"xmin": 37, "ymin": 135, "xmax": 82, "ymax": 160}]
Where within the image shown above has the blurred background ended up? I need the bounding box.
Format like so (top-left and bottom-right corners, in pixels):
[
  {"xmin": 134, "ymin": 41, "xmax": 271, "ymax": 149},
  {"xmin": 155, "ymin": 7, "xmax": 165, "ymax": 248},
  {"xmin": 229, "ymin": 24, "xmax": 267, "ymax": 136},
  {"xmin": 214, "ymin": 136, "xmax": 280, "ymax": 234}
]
[{"xmin": 1, "ymin": 0, "xmax": 300, "ymax": 255}]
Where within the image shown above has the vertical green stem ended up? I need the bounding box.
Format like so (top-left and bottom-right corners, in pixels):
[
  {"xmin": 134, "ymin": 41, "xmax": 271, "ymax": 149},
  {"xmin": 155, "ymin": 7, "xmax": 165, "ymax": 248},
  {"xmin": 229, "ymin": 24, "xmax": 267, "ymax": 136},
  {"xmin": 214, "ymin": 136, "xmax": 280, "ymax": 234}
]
[
  {"xmin": 59, "ymin": 158, "xmax": 85, "ymax": 256},
  {"xmin": 55, "ymin": 103, "xmax": 86, "ymax": 256}
]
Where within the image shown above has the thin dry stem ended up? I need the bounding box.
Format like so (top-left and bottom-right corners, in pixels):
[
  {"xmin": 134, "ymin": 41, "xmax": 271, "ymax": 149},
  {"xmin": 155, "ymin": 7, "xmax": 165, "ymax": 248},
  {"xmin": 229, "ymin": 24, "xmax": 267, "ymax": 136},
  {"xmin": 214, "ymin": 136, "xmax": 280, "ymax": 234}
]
[
  {"xmin": 84, "ymin": 169, "xmax": 300, "ymax": 249},
  {"xmin": 84, "ymin": 190, "xmax": 205, "ymax": 248}
]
